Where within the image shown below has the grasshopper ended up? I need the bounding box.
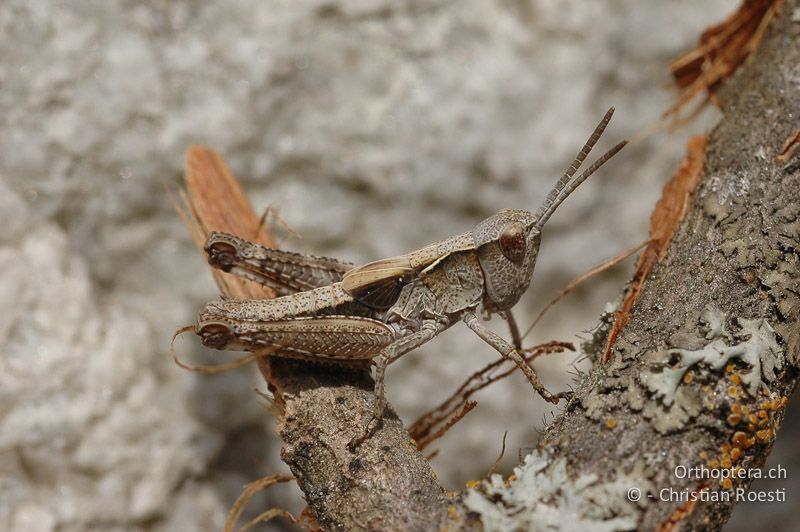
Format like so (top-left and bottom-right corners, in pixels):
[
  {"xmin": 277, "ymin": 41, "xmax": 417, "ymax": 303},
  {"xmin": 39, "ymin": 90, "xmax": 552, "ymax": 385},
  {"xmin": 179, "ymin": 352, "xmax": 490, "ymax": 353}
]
[{"xmin": 195, "ymin": 107, "xmax": 626, "ymax": 450}]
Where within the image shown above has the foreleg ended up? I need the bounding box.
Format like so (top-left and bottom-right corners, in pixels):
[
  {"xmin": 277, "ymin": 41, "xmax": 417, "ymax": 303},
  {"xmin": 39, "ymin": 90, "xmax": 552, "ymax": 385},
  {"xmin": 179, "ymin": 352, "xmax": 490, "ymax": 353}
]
[{"xmin": 462, "ymin": 312, "xmax": 569, "ymax": 405}]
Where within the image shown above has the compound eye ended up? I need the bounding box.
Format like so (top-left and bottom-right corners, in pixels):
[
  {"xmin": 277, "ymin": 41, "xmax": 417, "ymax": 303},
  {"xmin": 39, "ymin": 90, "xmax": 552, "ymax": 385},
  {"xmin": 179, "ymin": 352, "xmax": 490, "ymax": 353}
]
[{"xmin": 499, "ymin": 223, "xmax": 526, "ymax": 263}]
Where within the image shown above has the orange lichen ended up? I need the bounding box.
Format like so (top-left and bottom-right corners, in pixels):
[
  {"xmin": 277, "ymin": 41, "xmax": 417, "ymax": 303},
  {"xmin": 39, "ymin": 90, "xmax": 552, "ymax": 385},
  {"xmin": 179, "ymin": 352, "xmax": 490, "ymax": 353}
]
[
  {"xmin": 732, "ymin": 432, "xmax": 748, "ymax": 446},
  {"xmin": 606, "ymin": 418, "xmax": 618, "ymax": 430},
  {"xmin": 448, "ymin": 505, "xmax": 460, "ymax": 521},
  {"xmin": 721, "ymin": 478, "xmax": 733, "ymax": 490},
  {"xmin": 727, "ymin": 413, "xmax": 742, "ymax": 426},
  {"xmin": 728, "ymin": 386, "xmax": 739, "ymax": 398},
  {"xmin": 756, "ymin": 429, "xmax": 773, "ymax": 443},
  {"xmin": 730, "ymin": 374, "xmax": 742, "ymax": 385},
  {"xmin": 683, "ymin": 370, "xmax": 695, "ymax": 384},
  {"xmin": 730, "ymin": 448, "xmax": 742, "ymax": 461}
]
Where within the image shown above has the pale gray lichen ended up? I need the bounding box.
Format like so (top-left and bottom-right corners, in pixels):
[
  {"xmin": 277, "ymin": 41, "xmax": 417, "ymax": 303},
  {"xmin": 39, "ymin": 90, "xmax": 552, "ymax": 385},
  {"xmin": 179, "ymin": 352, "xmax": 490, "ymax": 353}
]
[
  {"xmin": 640, "ymin": 307, "xmax": 783, "ymax": 408},
  {"xmin": 707, "ymin": 172, "xmax": 752, "ymax": 206},
  {"xmin": 580, "ymin": 303, "xmax": 620, "ymax": 364},
  {"xmin": 463, "ymin": 450, "xmax": 644, "ymax": 532},
  {"xmin": 701, "ymin": 305, "xmax": 730, "ymax": 341}
]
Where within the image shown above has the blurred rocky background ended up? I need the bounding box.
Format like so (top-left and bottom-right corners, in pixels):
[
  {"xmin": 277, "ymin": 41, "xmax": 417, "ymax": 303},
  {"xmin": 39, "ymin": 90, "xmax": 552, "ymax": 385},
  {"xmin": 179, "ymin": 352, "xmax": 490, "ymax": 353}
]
[{"xmin": 1, "ymin": 0, "xmax": 795, "ymax": 530}]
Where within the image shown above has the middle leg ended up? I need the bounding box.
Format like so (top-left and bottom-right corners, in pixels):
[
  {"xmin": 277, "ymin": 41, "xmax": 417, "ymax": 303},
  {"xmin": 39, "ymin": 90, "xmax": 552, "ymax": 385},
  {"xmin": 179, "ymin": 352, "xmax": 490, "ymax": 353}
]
[
  {"xmin": 348, "ymin": 319, "xmax": 447, "ymax": 451},
  {"xmin": 502, "ymin": 309, "xmax": 523, "ymax": 350}
]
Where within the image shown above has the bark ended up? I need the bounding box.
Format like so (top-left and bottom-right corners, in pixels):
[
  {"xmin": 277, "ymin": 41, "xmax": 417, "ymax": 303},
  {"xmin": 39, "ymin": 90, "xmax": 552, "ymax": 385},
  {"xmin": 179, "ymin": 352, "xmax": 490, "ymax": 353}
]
[
  {"xmin": 260, "ymin": 357, "xmax": 451, "ymax": 531},
  {"xmin": 183, "ymin": 2, "xmax": 799, "ymax": 530},
  {"xmin": 459, "ymin": 2, "xmax": 799, "ymax": 530}
]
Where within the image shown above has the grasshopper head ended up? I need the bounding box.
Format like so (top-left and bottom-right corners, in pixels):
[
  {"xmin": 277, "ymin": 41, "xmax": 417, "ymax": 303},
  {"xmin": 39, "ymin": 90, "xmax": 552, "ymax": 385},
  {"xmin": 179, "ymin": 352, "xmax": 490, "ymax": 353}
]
[
  {"xmin": 473, "ymin": 107, "xmax": 627, "ymax": 312},
  {"xmin": 473, "ymin": 209, "xmax": 541, "ymax": 311}
]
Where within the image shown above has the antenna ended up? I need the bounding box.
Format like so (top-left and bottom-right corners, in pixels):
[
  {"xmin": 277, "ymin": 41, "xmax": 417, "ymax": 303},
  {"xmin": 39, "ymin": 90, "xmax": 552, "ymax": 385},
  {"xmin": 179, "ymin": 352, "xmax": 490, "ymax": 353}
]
[
  {"xmin": 535, "ymin": 139, "xmax": 627, "ymax": 230},
  {"xmin": 532, "ymin": 107, "xmax": 626, "ymax": 230}
]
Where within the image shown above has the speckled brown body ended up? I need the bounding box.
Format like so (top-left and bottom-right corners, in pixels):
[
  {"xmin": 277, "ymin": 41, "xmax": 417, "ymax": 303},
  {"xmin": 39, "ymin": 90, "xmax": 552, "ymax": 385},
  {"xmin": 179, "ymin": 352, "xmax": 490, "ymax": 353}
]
[{"xmin": 198, "ymin": 208, "xmax": 543, "ymax": 359}]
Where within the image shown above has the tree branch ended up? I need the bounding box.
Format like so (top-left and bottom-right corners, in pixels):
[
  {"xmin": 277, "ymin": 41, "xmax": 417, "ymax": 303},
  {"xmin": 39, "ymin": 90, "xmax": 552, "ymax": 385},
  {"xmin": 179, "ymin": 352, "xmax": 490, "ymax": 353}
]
[{"xmin": 461, "ymin": 2, "xmax": 799, "ymax": 529}]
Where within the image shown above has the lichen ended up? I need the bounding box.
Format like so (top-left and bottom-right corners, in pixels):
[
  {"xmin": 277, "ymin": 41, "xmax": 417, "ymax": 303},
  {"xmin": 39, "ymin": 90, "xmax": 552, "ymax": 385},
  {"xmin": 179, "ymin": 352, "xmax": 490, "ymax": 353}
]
[
  {"xmin": 701, "ymin": 306, "xmax": 729, "ymax": 341},
  {"xmin": 581, "ymin": 306, "xmax": 618, "ymax": 364},
  {"xmin": 640, "ymin": 307, "xmax": 783, "ymax": 408},
  {"xmin": 462, "ymin": 450, "xmax": 643, "ymax": 532}
]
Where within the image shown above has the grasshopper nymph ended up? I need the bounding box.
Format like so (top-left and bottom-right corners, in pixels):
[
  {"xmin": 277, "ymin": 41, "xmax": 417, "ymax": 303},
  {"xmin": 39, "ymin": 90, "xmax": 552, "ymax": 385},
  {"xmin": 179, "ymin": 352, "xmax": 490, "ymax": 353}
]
[{"xmin": 195, "ymin": 108, "xmax": 626, "ymax": 450}]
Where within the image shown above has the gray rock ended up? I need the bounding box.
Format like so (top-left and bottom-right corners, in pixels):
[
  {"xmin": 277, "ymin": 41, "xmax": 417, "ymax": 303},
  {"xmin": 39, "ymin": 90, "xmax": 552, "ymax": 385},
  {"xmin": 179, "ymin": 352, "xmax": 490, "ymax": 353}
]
[{"xmin": 2, "ymin": 1, "xmax": 752, "ymax": 530}]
